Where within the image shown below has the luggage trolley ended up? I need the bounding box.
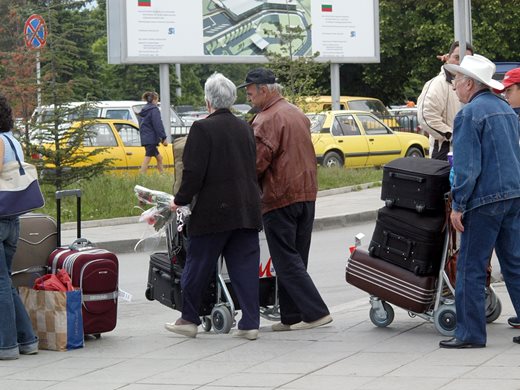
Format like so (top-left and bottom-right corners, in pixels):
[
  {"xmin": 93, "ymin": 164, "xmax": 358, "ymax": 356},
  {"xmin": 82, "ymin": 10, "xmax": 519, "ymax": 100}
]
[
  {"xmin": 347, "ymin": 219, "xmax": 502, "ymax": 336},
  {"xmin": 146, "ymin": 208, "xmax": 280, "ymax": 334}
]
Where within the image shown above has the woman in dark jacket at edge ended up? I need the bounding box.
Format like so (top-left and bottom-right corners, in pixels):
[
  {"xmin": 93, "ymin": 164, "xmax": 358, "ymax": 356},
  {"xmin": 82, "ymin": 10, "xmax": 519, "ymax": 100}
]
[{"xmin": 138, "ymin": 91, "xmax": 168, "ymax": 174}]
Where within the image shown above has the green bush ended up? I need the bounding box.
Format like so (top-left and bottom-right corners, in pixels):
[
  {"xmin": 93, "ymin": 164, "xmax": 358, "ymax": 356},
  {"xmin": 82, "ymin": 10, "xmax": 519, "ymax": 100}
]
[{"xmin": 38, "ymin": 168, "xmax": 382, "ymax": 222}]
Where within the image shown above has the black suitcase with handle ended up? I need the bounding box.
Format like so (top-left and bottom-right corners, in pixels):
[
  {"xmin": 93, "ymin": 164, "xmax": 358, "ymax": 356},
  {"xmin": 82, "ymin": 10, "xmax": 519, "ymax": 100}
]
[
  {"xmin": 381, "ymin": 157, "xmax": 451, "ymax": 213},
  {"xmin": 369, "ymin": 206, "xmax": 446, "ymax": 276}
]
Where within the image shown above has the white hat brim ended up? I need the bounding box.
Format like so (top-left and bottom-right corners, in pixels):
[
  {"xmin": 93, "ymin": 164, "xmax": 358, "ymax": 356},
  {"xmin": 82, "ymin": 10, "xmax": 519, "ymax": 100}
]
[{"xmin": 444, "ymin": 63, "xmax": 504, "ymax": 91}]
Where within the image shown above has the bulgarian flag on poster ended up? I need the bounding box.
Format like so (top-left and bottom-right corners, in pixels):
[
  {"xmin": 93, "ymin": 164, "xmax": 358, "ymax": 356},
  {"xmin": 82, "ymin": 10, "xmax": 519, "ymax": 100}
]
[
  {"xmin": 322, "ymin": 4, "xmax": 332, "ymax": 12},
  {"xmin": 138, "ymin": 0, "xmax": 151, "ymax": 6}
]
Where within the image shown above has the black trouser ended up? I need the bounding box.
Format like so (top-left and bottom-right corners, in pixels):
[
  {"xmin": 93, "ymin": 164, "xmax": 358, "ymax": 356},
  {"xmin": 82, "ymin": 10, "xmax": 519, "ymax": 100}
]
[
  {"xmin": 262, "ymin": 202, "xmax": 330, "ymax": 325},
  {"xmin": 432, "ymin": 140, "xmax": 450, "ymax": 160}
]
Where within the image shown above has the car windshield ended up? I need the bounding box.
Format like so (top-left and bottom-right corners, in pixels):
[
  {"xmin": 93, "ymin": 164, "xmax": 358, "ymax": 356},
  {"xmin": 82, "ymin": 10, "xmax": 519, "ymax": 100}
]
[
  {"xmin": 306, "ymin": 114, "xmax": 326, "ymax": 133},
  {"xmin": 348, "ymin": 100, "xmax": 390, "ymax": 117}
]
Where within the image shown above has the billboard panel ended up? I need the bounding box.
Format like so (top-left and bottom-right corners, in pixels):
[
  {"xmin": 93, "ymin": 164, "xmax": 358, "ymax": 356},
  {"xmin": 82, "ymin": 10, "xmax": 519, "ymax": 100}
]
[{"xmin": 107, "ymin": 0, "xmax": 379, "ymax": 64}]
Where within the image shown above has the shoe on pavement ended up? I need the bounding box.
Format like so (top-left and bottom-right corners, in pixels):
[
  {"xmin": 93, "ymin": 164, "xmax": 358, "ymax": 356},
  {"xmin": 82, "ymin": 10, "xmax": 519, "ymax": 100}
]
[
  {"xmin": 0, "ymin": 348, "xmax": 19, "ymax": 360},
  {"xmin": 271, "ymin": 322, "xmax": 292, "ymax": 332},
  {"xmin": 19, "ymin": 343, "xmax": 38, "ymax": 355},
  {"xmin": 439, "ymin": 337, "xmax": 485, "ymax": 349},
  {"xmin": 508, "ymin": 317, "xmax": 520, "ymax": 328},
  {"xmin": 233, "ymin": 329, "xmax": 259, "ymax": 340},
  {"xmin": 165, "ymin": 322, "xmax": 198, "ymax": 338},
  {"xmin": 513, "ymin": 336, "xmax": 520, "ymax": 344},
  {"xmin": 290, "ymin": 314, "xmax": 333, "ymax": 330}
]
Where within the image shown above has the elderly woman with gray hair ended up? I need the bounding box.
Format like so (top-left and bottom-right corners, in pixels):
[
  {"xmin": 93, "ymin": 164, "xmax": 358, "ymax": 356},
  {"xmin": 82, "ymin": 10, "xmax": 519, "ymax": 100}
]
[{"xmin": 166, "ymin": 73, "xmax": 263, "ymax": 340}]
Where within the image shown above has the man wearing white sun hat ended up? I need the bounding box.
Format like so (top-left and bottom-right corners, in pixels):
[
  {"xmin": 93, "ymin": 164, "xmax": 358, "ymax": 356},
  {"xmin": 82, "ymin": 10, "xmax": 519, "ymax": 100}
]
[{"xmin": 438, "ymin": 54, "xmax": 520, "ymax": 349}]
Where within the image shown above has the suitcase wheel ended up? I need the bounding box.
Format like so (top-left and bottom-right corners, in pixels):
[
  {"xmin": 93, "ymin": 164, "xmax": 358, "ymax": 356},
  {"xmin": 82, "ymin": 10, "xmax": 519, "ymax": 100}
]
[
  {"xmin": 201, "ymin": 316, "xmax": 212, "ymax": 332},
  {"xmin": 433, "ymin": 304, "xmax": 456, "ymax": 336},
  {"xmin": 385, "ymin": 199, "xmax": 394, "ymax": 208},
  {"xmin": 145, "ymin": 286, "xmax": 154, "ymax": 301},
  {"xmin": 369, "ymin": 301, "xmax": 394, "ymax": 328},
  {"xmin": 415, "ymin": 204, "xmax": 425, "ymax": 213},
  {"xmin": 485, "ymin": 287, "xmax": 502, "ymax": 324}
]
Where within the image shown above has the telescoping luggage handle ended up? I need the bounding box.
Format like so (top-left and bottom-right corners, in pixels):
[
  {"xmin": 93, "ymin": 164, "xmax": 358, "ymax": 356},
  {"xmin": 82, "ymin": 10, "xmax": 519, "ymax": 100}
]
[{"xmin": 55, "ymin": 189, "xmax": 82, "ymax": 247}]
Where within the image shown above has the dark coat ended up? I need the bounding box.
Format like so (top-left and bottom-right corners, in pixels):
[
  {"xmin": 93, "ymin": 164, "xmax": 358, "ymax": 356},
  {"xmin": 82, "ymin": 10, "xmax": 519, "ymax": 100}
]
[
  {"xmin": 138, "ymin": 103, "xmax": 167, "ymax": 145},
  {"xmin": 174, "ymin": 109, "xmax": 262, "ymax": 236}
]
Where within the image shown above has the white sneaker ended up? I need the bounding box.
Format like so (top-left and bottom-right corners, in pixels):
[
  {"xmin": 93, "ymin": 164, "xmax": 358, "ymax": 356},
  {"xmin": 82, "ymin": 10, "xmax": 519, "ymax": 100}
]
[
  {"xmin": 271, "ymin": 322, "xmax": 292, "ymax": 332},
  {"xmin": 233, "ymin": 329, "xmax": 259, "ymax": 340},
  {"xmin": 290, "ymin": 315, "xmax": 333, "ymax": 330},
  {"xmin": 164, "ymin": 322, "xmax": 198, "ymax": 338}
]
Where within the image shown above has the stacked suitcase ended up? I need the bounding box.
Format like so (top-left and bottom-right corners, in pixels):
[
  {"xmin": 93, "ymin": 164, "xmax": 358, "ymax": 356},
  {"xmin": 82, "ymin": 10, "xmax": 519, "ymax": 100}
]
[{"xmin": 346, "ymin": 157, "xmax": 451, "ymax": 313}]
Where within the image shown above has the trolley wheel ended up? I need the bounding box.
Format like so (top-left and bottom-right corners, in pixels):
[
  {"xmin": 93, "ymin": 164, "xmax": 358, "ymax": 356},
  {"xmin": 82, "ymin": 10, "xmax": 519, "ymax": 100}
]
[
  {"xmin": 201, "ymin": 316, "xmax": 212, "ymax": 332},
  {"xmin": 384, "ymin": 199, "xmax": 394, "ymax": 208},
  {"xmin": 486, "ymin": 297, "xmax": 502, "ymax": 324},
  {"xmin": 211, "ymin": 305, "xmax": 233, "ymax": 334},
  {"xmin": 145, "ymin": 286, "xmax": 153, "ymax": 301},
  {"xmin": 369, "ymin": 301, "xmax": 395, "ymax": 327},
  {"xmin": 434, "ymin": 304, "xmax": 457, "ymax": 336}
]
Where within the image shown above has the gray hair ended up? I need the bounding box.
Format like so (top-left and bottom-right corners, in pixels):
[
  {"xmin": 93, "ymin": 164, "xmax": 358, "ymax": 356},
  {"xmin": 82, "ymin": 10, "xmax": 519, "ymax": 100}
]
[{"xmin": 204, "ymin": 73, "xmax": 237, "ymax": 109}]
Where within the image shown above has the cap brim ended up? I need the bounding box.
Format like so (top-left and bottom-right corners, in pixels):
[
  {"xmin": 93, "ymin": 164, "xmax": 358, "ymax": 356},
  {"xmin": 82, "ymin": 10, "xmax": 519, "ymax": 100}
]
[
  {"xmin": 444, "ymin": 64, "xmax": 504, "ymax": 91},
  {"xmin": 237, "ymin": 82, "xmax": 253, "ymax": 89}
]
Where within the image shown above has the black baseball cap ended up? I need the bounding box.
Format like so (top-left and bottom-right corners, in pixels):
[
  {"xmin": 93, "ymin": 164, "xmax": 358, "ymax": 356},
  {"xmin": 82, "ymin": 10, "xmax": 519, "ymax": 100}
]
[{"xmin": 237, "ymin": 68, "xmax": 276, "ymax": 88}]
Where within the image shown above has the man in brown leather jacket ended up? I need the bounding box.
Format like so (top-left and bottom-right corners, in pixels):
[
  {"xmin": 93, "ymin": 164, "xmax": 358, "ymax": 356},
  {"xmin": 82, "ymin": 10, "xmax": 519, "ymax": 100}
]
[{"xmin": 239, "ymin": 68, "xmax": 332, "ymax": 331}]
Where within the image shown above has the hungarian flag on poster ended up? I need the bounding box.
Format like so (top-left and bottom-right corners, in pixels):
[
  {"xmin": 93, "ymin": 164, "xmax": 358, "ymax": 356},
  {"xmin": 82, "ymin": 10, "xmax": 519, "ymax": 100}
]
[
  {"xmin": 138, "ymin": 0, "xmax": 151, "ymax": 6},
  {"xmin": 322, "ymin": 4, "xmax": 332, "ymax": 12}
]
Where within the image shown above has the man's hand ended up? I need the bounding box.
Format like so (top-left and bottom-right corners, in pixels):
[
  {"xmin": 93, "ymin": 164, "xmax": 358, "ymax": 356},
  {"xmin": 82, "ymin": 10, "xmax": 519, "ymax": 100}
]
[
  {"xmin": 450, "ymin": 210, "xmax": 464, "ymax": 232},
  {"xmin": 170, "ymin": 199, "xmax": 179, "ymax": 212},
  {"xmin": 162, "ymin": 138, "xmax": 168, "ymax": 146}
]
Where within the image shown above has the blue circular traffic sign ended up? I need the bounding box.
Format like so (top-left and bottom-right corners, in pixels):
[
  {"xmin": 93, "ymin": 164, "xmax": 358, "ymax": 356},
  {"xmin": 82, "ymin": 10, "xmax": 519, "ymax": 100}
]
[{"xmin": 24, "ymin": 14, "xmax": 47, "ymax": 50}]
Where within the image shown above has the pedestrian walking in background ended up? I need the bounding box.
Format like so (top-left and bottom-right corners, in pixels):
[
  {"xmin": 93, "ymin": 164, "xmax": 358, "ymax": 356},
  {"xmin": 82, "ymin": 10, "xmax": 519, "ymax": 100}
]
[
  {"xmin": 439, "ymin": 55, "xmax": 520, "ymax": 349},
  {"xmin": 0, "ymin": 95, "xmax": 39, "ymax": 360},
  {"xmin": 166, "ymin": 73, "xmax": 263, "ymax": 340},
  {"xmin": 138, "ymin": 91, "xmax": 168, "ymax": 174},
  {"xmin": 417, "ymin": 41, "xmax": 474, "ymax": 160},
  {"xmin": 240, "ymin": 68, "xmax": 332, "ymax": 332}
]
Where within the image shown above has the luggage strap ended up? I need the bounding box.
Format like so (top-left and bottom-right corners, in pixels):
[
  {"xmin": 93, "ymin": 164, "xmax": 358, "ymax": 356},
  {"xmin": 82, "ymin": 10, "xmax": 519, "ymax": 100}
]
[{"xmin": 82, "ymin": 290, "xmax": 118, "ymax": 302}]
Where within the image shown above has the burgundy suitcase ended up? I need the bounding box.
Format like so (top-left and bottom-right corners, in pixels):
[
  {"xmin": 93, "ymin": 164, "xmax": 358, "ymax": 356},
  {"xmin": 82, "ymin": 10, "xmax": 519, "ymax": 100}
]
[
  {"xmin": 346, "ymin": 248, "xmax": 436, "ymax": 313},
  {"xmin": 48, "ymin": 189, "xmax": 119, "ymax": 336}
]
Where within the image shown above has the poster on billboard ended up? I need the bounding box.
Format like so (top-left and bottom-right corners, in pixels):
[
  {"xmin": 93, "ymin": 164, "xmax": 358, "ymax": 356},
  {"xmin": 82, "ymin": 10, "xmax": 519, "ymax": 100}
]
[{"xmin": 107, "ymin": 0, "xmax": 379, "ymax": 64}]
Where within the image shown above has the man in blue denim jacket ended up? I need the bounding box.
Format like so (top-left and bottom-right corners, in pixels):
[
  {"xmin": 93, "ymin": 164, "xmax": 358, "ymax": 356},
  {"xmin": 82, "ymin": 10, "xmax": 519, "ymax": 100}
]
[{"xmin": 439, "ymin": 55, "xmax": 520, "ymax": 349}]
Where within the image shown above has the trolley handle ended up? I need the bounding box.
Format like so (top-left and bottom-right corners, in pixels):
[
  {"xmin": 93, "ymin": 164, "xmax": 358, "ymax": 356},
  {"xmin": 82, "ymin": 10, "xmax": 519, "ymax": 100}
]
[{"xmin": 55, "ymin": 189, "xmax": 82, "ymax": 247}]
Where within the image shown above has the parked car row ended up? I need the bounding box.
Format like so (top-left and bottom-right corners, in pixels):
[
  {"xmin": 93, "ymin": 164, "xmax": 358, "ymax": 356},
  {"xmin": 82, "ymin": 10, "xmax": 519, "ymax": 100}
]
[{"xmin": 308, "ymin": 110, "xmax": 429, "ymax": 168}]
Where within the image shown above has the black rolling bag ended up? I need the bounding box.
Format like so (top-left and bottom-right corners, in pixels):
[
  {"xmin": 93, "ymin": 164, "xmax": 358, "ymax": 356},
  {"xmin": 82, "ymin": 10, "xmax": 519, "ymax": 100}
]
[
  {"xmin": 369, "ymin": 206, "xmax": 446, "ymax": 276},
  {"xmin": 381, "ymin": 157, "xmax": 451, "ymax": 213}
]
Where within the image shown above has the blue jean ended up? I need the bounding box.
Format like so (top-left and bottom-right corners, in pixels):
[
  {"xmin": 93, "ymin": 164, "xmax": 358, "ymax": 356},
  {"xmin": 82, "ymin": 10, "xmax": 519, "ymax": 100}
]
[
  {"xmin": 0, "ymin": 218, "xmax": 38, "ymax": 357},
  {"xmin": 262, "ymin": 202, "xmax": 330, "ymax": 325},
  {"xmin": 181, "ymin": 228, "xmax": 260, "ymax": 330},
  {"xmin": 455, "ymin": 198, "xmax": 520, "ymax": 344}
]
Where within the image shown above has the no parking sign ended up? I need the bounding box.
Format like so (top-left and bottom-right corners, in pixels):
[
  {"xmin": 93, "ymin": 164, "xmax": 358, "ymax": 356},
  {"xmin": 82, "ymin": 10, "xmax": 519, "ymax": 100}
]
[{"xmin": 24, "ymin": 14, "xmax": 47, "ymax": 50}]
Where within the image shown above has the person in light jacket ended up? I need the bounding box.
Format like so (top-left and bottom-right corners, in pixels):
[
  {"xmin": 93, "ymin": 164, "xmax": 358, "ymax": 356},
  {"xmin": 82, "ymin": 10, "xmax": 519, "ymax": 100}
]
[
  {"xmin": 138, "ymin": 91, "xmax": 168, "ymax": 174},
  {"xmin": 417, "ymin": 41, "xmax": 474, "ymax": 160}
]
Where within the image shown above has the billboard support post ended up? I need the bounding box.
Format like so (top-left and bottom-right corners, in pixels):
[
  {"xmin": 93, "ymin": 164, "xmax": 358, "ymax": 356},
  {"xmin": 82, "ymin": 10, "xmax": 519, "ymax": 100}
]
[
  {"xmin": 159, "ymin": 64, "xmax": 171, "ymax": 139},
  {"xmin": 330, "ymin": 64, "xmax": 341, "ymax": 111}
]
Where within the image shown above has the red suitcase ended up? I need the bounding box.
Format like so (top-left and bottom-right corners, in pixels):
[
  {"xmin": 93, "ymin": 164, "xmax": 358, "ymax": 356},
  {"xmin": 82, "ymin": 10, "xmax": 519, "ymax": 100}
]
[
  {"xmin": 48, "ymin": 190, "xmax": 119, "ymax": 336},
  {"xmin": 346, "ymin": 247, "xmax": 436, "ymax": 313}
]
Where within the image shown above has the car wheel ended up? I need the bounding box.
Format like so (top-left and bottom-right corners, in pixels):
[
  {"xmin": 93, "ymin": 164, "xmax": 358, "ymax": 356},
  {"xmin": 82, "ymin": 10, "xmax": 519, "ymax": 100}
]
[
  {"xmin": 405, "ymin": 146, "xmax": 424, "ymax": 158},
  {"xmin": 322, "ymin": 151, "xmax": 343, "ymax": 168}
]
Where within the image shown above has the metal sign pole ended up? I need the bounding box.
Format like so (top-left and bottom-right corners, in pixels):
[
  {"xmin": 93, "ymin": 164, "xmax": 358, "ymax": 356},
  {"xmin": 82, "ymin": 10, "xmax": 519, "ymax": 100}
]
[
  {"xmin": 175, "ymin": 64, "xmax": 182, "ymax": 98},
  {"xmin": 36, "ymin": 50, "xmax": 41, "ymax": 109},
  {"xmin": 330, "ymin": 63, "xmax": 341, "ymax": 111},
  {"xmin": 159, "ymin": 64, "xmax": 172, "ymax": 140}
]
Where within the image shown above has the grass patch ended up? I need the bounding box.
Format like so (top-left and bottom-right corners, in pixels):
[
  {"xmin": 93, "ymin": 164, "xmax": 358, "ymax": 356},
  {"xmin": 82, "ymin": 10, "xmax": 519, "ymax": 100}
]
[{"xmin": 39, "ymin": 168, "xmax": 383, "ymax": 222}]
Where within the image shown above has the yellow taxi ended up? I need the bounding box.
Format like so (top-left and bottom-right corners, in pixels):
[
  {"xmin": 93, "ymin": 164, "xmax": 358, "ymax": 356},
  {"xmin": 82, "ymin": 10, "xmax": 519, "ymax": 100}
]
[
  {"xmin": 34, "ymin": 119, "xmax": 174, "ymax": 173},
  {"xmin": 308, "ymin": 110, "xmax": 430, "ymax": 168}
]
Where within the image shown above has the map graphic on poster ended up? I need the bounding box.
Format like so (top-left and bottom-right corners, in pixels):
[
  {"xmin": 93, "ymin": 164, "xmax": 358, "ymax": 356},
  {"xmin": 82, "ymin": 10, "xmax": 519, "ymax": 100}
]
[{"xmin": 109, "ymin": 0, "xmax": 379, "ymax": 64}]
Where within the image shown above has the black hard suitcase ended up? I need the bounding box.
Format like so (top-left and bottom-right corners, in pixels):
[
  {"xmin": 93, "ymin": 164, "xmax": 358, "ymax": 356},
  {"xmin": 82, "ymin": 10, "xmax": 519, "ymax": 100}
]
[
  {"xmin": 369, "ymin": 206, "xmax": 446, "ymax": 276},
  {"xmin": 12, "ymin": 213, "xmax": 57, "ymax": 287},
  {"xmin": 381, "ymin": 157, "xmax": 451, "ymax": 213},
  {"xmin": 145, "ymin": 252, "xmax": 216, "ymax": 315},
  {"xmin": 346, "ymin": 248, "xmax": 436, "ymax": 313}
]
